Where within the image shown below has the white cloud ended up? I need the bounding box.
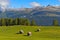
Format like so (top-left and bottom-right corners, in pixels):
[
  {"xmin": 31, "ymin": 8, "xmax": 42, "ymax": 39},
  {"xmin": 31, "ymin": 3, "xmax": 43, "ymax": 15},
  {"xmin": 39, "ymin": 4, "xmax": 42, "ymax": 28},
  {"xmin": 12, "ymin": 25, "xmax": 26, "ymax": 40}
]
[
  {"xmin": 30, "ymin": 2, "xmax": 41, "ymax": 7},
  {"xmin": 0, "ymin": 0, "xmax": 9, "ymax": 12}
]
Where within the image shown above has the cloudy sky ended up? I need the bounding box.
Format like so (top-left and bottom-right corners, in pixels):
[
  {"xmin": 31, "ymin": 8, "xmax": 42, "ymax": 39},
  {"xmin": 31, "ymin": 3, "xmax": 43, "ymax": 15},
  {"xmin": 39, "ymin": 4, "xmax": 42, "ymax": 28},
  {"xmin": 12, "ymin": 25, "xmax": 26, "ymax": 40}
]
[{"xmin": 0, "ymin": 0, "xmax": 60, "ymax": 8}]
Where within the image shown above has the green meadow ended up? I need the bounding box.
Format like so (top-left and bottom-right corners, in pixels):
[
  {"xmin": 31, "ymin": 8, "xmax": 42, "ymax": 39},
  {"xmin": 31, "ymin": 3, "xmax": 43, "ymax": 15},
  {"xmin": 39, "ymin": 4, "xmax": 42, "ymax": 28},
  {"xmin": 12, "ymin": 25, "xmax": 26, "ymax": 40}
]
[{"xmin": 0, "ymin": 25, "xmax": 59, "ymax": 40}]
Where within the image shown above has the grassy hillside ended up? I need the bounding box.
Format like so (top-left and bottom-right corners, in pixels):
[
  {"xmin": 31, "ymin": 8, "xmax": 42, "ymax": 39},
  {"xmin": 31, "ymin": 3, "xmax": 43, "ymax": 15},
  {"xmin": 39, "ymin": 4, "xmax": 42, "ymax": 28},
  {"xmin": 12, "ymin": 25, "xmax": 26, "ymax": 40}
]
[{"xmin": 0, "ymin": 25, "xmax": 59, "ymax": 40}]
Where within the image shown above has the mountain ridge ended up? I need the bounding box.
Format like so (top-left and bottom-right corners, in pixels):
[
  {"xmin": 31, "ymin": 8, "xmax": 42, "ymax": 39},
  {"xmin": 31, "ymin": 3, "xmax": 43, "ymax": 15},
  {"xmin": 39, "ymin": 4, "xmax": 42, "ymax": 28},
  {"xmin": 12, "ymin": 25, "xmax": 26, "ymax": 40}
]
[{"xmin": 0, "ymin": 6, "xmax": 60, "ymax": 25}]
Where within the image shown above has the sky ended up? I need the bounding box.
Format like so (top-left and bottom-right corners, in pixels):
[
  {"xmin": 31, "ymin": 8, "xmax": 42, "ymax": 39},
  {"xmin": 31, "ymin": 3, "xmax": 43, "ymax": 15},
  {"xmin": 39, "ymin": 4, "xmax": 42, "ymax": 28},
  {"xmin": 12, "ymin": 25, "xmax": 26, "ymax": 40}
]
[
  {"xmin": 0, "ymin": 0, "xmax": 60, "ymax": 8},
  {"xmin": 9, "ymin": 0, "xmax": 60, "ymax": 8}
]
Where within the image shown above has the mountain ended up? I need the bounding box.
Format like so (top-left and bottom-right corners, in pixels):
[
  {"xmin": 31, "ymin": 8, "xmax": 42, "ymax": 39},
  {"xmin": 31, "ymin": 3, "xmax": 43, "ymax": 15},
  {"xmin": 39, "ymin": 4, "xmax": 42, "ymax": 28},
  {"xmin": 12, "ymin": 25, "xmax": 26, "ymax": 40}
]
[{"xmin": 0, "ymin": 6, "xmax": 60, "ymax": 25}]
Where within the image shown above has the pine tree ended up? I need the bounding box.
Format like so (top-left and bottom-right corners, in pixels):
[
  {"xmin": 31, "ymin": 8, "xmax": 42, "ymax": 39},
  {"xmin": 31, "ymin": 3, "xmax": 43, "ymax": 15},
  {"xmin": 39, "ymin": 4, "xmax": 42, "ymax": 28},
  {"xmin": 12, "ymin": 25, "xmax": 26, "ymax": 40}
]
[
  {"xmin": 31, "ymin": 19, "xmax": 36, "ymax": 26},
  {"xmin": 53, "ymin": 19, "xmax": 58, "ymax": 26},
  {"xmin": 24, "ymin": 19, "xmax": 30, "ymax": 26},
  {"xmin": 1, "ymin": 18, "xmax": 6, "ymax": 26}
]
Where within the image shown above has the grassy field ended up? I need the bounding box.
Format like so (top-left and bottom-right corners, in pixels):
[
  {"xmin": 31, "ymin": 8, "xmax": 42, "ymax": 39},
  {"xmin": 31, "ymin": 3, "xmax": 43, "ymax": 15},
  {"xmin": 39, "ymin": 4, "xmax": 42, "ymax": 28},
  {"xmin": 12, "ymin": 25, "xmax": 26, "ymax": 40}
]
[{"xmin": 0, "ymin": 25, "xmax": 59, "ymax": 40}]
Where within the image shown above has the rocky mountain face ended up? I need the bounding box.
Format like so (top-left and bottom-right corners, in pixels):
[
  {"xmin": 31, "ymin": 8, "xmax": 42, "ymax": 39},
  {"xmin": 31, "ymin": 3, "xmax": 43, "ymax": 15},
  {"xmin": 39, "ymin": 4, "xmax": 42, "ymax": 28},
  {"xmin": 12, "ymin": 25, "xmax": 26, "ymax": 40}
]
[{"xmin": 0, "ymin": 6, "xmax": 60, "ymax": 25}]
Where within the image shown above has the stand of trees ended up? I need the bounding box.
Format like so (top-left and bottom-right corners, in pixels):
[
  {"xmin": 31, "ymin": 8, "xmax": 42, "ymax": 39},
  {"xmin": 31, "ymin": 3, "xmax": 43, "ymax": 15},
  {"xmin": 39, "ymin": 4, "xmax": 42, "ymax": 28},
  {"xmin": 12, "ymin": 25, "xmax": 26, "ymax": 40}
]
[
  {"xmin": 0, "ymin": 18, "xmax": 36, "ymax": 26},
  {"xmin": 53, "ymin": 19, "xmax": 58, "ymax": 26},
  {"xmin": 0, "ymin": 18, "xmax": 59, "ymax": 26}
]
